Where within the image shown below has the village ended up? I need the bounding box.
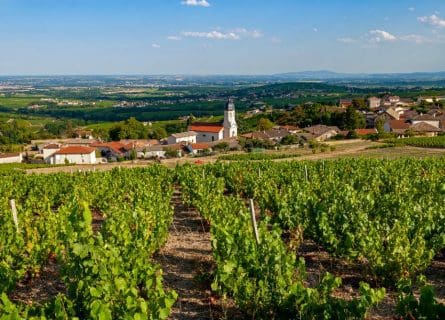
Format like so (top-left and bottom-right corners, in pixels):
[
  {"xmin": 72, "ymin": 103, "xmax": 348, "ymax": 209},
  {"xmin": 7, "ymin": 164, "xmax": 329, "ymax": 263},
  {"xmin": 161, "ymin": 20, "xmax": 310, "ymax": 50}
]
[{"xmin": 1, "ymin": 94, "xmax": 445, "ymax": 166}]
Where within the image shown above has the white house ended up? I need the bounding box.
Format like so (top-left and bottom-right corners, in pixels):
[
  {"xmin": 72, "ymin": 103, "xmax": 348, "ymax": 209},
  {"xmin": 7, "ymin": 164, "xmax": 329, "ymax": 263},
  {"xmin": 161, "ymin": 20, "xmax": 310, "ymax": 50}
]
[
  {"xmin": 0, "ymin": 153, "xmax": 23, "ymax": 164},
  {"xmin": 368, "ymin": 97, "xmax": 381, "ymax": 110},
  {"xmin": 167, "ymin": 131, "xmax": 197, "ymax": 145},
  {"xmin": 42, "ymin": 144, "xmax": 61, "ymax": 160},
  {"xmin": 47, "ymin": 146, "xmax": 96, "ymax": 165},
  {"xmin": 135, "ymin": 145, "xmax": 166, "ymax": 159}
]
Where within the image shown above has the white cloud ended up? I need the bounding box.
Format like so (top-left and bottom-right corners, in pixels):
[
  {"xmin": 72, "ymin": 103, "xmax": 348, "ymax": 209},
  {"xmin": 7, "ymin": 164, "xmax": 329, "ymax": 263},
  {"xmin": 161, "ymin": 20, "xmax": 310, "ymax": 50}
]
[
  {"xmin": 313, "ymin": 27, "xmax": 318, "ymax": 32},
  {"xmin": 232, "ymin": 28, "xmax": 263, "ymax": 38},
  {"xmin": 399, "ymin": 34, "xmax": 431, "ymax": 44},
  {"xmin": 369, "ymin": 29, "xmax": 397, "ymax": 42},
  {"xmin": 152, "ymin": 43, "xmax": 161, "ymax": 48},
  {"xmin": 181, "ymin": 31, "xmax": 240, "ymax": 40},
  {"xmin": 167, "ymin": 36, "xmax": 182, "ymax": 41},
  {"xmin": 337, "ymin": 37, "xmax": 356, "ymax": 43},
  {"xmin": 340, "ymin": 29, "xmax": 438, "ymax": 46},
  {"xmin": 418, "ymin": 14, "xmax": 445, "ymax": 28},
  {"xmin": 181, "ymin": 0, "xmax": 210, "ymax": 7},
  {"xmin": 408, "ymin": 7, "xmax": 415, "ymax": 12},
  {"xmin": 270, "ymin": 37, "xmax": 282, "ymax": 44},
  {"xmin": 180, "ymin": 28, "xmax": 262, "ymax": 40}
]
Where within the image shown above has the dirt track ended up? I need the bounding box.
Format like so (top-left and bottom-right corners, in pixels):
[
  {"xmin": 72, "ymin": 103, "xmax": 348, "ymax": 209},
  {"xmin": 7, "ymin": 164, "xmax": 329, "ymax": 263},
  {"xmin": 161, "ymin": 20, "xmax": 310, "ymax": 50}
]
[{"xmin": 154, "ymin": 190, "xmax": 215, "ymax": 320}]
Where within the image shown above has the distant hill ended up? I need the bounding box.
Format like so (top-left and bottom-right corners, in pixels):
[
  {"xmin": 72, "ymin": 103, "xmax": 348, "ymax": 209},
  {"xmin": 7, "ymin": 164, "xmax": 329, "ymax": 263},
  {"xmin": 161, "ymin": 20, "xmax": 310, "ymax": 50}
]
[{"xmin": 273, "ymin": 71, "xmax": 445, "ymax": 81}]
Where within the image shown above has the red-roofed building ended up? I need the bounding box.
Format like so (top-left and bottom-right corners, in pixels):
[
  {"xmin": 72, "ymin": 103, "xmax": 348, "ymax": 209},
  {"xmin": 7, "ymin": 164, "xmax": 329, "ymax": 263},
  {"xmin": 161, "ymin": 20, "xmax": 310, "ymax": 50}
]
[
  {"xmin": 384, "ymin": 120, "xmax": 411, "ymax": 135},
  {"xmin": 355, "ymin": 128, "xmax": 378, "ymax": 136},
  {"xmin": 47, "ymin": 146, "xmax": 96, "ymax": 165},
  {"xmin": 188, "ymin": 143, "xmax": 212, "ymax": 155},
  {"xmin": 188, "ymin": 123, "xmax": 224, "ymax": 143},
  {"xmin": 91, "ymin": 142, "xmax": 127, "ymax": 161},
  {"xmin": 339, "ymin": 99, "xmax": 353, "ymax": 109}
]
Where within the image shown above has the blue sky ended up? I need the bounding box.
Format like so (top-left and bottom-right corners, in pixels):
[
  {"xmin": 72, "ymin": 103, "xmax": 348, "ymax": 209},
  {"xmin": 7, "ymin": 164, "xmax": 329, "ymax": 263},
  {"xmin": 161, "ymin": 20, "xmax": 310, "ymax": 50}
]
[{"xmin": 0, "ymin": 0, "xmax": 445, "ymax": 75}]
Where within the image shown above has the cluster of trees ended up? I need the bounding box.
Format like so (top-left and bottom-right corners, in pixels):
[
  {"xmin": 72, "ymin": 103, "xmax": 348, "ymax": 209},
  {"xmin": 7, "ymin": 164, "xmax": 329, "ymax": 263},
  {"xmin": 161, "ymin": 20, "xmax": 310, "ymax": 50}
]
[
  {"xmin": 0, "ymin": 120, "xmax": 35, "ymax": 146},
  {"xmin": 238, "ymin": 104, "xmax": 365, "ymax": 133},
  {"xmin": 276, "ymin": 104, "xmax": 365, "ymax": 130},
  {"xmin": 0, "ymin": 119, "xmax": 86, "ymax": 149},
  {"xmin": 94, "ymin": 118, "xmax": 173, "ymax": 141}
]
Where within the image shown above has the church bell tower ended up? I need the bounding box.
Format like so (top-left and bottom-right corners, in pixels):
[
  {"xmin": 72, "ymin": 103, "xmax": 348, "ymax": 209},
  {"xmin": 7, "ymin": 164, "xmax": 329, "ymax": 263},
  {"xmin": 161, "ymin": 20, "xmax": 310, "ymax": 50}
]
[{"xmin": 223, "ymin": 98, "xmax": 238, "ymax": 139}]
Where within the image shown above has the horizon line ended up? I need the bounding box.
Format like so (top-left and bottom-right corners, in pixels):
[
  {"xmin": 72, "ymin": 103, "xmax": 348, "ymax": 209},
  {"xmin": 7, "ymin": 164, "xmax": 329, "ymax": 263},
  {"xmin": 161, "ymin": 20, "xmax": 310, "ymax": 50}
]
[{"xmin": 1, "ymin": 70, "xmax": 445, "ymax": 78}]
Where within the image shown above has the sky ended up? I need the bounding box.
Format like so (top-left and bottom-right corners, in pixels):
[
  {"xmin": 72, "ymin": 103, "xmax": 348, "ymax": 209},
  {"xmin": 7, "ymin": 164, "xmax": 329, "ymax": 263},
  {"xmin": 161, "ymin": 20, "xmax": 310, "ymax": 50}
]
[{"xmin": 1, "ymin": 0, "xmax": 445, "ymax": 75}]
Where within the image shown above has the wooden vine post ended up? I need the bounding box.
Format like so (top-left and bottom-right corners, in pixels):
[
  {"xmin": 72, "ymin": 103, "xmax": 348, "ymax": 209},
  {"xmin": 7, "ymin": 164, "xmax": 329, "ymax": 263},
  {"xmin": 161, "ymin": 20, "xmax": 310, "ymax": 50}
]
[
  {"xmin": 9, "ymin": 199, "xmax": 19, "ymax": 232},
  {"xmin": 249, "ymin": 199, "xmax": 260, "ymax": 244}
]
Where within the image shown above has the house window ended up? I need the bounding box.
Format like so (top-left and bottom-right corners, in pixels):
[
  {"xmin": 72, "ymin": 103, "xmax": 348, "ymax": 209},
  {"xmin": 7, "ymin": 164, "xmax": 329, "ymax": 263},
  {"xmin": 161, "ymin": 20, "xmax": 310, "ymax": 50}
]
[{"xmin": 212, "ymin": 136, "xmax": 215, "ymax": 141}]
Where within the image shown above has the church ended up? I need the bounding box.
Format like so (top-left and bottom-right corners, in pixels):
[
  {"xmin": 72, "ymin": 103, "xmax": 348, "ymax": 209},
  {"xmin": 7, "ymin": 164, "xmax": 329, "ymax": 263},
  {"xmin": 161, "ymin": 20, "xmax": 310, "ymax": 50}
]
[{"xmin": 188, "ymin": 98, "xmax": 238, "ymax": 143}]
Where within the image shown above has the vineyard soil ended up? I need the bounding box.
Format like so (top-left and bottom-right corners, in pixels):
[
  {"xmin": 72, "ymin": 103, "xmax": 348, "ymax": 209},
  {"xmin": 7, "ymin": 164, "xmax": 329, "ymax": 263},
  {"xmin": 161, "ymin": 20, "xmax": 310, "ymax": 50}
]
[
  {"xmin": 154, "ymin": 189, "xmax": 240, "ymax": 320},
  {"xmin": 298, "ymin": 240, "xmax": 445, "ymax": 319}
]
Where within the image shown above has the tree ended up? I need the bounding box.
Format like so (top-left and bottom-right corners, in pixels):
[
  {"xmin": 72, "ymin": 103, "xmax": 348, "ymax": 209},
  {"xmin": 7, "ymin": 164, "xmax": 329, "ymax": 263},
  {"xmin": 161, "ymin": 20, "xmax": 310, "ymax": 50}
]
[
  {"xmin": 257, "ymin": 118, "xmax": 274, "ymax": 131},
  {"xmin": 165, "ymin": 123, "xmax": 187, "ymax": 135},
  {"xmin": 352, "ymin": 98, "xmax": 368, "ymax": 111},
  {"xmin": 342, "ymin": 106, "xmax": 366, "ymax": 130},
  {"xmin": 109, "ymin": 118, "xmax": 148, "ymax": 141},
  {"xmin": 280, "ymin": 135, "xmax": 299, "ymax": 145},
  {"xmin": 375, "ymin": 117, "xmax": 385, "ymax": 134},
  {"xmin": 149, "ymin": 127, "xmax": 167, "ymax": 140},
  {"xmin": 164, "ymin": 147, "xmax": 180, "ymax": 158},
  {"xmin": 213, "ymin": 142, "xmax": 230, "ymax": 152}
]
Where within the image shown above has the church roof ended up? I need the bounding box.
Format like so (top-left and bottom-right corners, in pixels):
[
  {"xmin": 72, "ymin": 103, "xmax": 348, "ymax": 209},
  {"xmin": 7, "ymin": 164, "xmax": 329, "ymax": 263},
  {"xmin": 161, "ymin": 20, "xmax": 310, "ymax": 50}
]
[{"xmin": 189, "ymin": 124, "xmax": 224, "ymax": 133}]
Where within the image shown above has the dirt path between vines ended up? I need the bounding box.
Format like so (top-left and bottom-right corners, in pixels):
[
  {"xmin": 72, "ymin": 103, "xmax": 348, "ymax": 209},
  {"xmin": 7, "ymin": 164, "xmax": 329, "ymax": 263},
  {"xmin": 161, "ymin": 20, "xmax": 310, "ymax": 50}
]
[{"xmin": 154, "ymin": 189, "xmax": 238, "ymax": 320}]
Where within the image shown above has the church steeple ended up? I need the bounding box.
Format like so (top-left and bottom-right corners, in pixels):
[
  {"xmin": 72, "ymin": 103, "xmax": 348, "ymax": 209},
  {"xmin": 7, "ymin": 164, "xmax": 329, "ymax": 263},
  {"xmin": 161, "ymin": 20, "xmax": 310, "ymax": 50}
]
[
  {"xmin": 225, "ymin": 98, "xmax": 235, "ymax": 111},
  {"xmin": 223, "ymin": 98, "xmax": 237, "ymax": 139}
]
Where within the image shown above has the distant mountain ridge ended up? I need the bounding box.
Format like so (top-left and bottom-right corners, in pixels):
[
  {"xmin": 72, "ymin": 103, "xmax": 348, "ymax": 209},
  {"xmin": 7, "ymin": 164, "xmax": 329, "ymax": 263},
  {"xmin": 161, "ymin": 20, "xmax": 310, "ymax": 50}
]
[{"xmin": 273, "ymin": 70, "xmax": 445, "ymax": 80}]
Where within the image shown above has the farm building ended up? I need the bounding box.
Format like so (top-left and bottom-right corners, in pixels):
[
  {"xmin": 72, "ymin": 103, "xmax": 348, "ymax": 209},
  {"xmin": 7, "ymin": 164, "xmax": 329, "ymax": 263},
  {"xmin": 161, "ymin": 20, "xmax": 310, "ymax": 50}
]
[
  {"xmin": 0, "ymin": 153, "xmax": 23, "ymax": 164},
  {"xmin": 167, "ymin": 131, "xmax": 197, "ymax": 145},
  {"xmin": 42, "ymin": 144, "xmax": 61, "ymax": 160},
  {"xmin": 303, "ymin": 125, "xmax": 340, "ymax": 141},
  {"xmin": 47, "ymin": 146, "xmax": 96, "ymax": 165}
]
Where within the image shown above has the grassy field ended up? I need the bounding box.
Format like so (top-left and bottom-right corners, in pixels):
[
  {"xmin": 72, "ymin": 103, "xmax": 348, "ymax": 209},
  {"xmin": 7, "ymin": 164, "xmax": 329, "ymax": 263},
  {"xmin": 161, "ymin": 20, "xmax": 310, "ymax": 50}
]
[
  {"xmin": 0, "ymin": 97, "xmax": 43, "ymax": 108},
  {"xmin": 0, "ymin": 111, "xmax": 55, "ymax": 125}
]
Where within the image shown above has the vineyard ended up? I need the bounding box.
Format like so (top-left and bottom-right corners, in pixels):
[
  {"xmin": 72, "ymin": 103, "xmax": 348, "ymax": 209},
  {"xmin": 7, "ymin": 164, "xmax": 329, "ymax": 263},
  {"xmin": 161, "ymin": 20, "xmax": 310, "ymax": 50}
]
[
  {"xmin": 1, "ymin": 159, "xmax": 445, "ymax": 319},
  {"xmin": 386, "ymin": 136, "xmax": 445, "ymax": 148}
]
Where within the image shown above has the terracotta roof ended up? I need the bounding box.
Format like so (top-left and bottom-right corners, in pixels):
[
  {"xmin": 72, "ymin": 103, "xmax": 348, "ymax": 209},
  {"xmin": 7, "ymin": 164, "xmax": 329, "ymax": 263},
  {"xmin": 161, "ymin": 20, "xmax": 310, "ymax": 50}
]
[
  {"xmin": 279, "ymin": 125, "xmax": 300, "ymax": 131},
  {"xmin": 190, "ymin": 143, "xmax": 211, "ymax": 150},
  {"xmin": 410, "ymin": 122, "xmax": 442, "ymax": 132},
  {"xmin": 54, "ymin": 146, "xmax": 95, "ymax": 155},
  {"xmin": 0, "ymin": 153, "xmax": 21, "ymax": 159},
  {"xmin": 413, "ymin": 114, "xmax": 439, "ymax": 121},
  {"xmin": 387, "ymin": 120, "xmax": 410, "ymax": 130},
  {"xmin": 355, "ymin": 128, "xmax": 378, "ymax": 135},
  {"xmin": 304, "ymin": 125, "xmax": 340, "ymax": 136},
  {"xmin": 107, "ymin": 141, "xmax": 126, "ymax": 149},
  {"xmin": 91, "ymin": 141, "xmax": 127, "ymax": 154},
  {"xmin": 43, "ymin": 144, "xmax": 61, "ymax": 149},
  {"xmin": 189, "ymin": 125, "xmax": 224, "ymax": 133}
]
